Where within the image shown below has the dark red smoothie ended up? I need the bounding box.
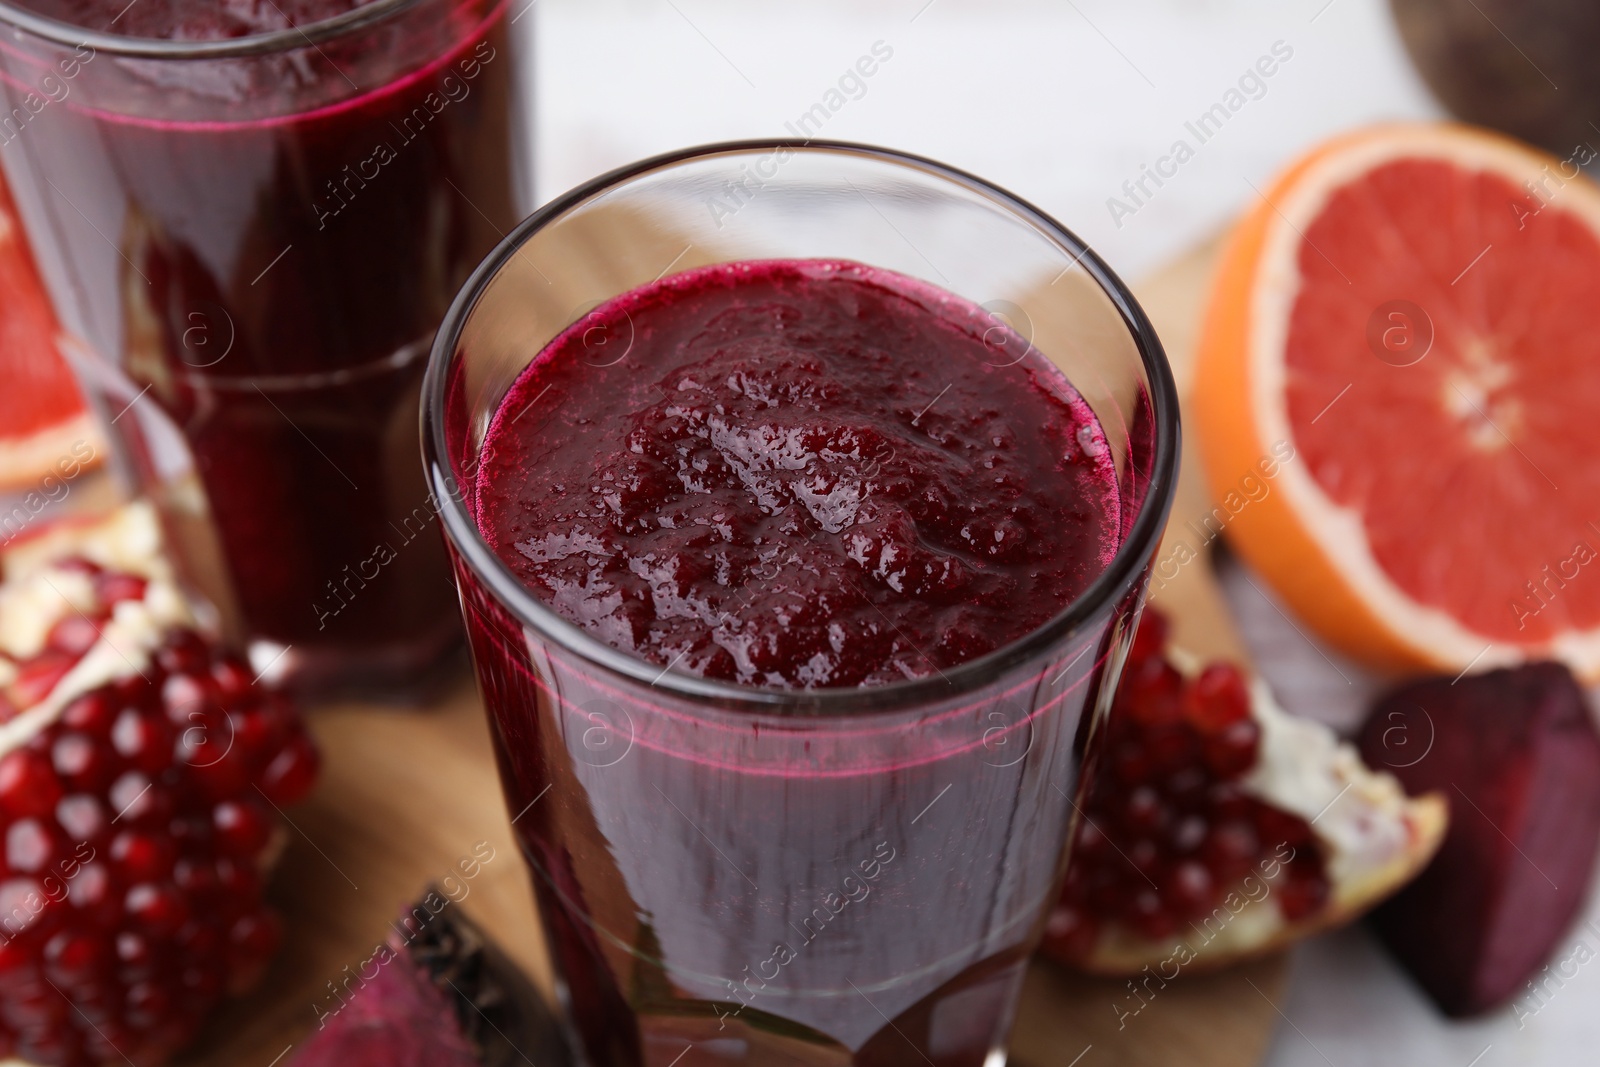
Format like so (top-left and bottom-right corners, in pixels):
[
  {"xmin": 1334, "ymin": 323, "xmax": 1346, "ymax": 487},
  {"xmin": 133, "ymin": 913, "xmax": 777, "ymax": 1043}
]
[
  {"xmin": 475, "ymin": 259, "xmax": 1120, "ymax": 689},
  {"xmin": 463, "ymin": 260, "xmax": 1125, "ymax": 1067},
  {"xmin": 0, "ymin": 0, "xmax": 517, "ymax": 685}
]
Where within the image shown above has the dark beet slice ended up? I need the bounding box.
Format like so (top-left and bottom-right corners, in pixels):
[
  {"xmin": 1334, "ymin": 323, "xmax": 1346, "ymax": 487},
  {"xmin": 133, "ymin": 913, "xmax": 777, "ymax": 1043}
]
[
  {"xmin": 1357, "ymin": 663, "xmax": 1600, "ymax": 1016},
  {"xmin": 293, "ymin": 888, "xmax": 571, "ymax": 1067}
]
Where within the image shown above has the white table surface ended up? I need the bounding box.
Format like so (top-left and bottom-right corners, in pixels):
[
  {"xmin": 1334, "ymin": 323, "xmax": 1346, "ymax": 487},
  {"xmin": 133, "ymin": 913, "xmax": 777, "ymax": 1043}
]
[{"xmin": 527, "ymin": 4, "xmax": 1595, "ymax": 1066}]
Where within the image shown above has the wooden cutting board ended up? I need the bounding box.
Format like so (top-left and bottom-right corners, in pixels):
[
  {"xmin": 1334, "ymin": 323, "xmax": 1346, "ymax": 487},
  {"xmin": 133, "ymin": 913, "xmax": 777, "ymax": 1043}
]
[{"xmin": 170, "ymin": 235, "xmax": 1287, "ymax": 1067}]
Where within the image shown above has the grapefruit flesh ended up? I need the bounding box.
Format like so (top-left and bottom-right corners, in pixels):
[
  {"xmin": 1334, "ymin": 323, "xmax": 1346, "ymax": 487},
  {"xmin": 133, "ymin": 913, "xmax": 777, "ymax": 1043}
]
[
  {"xmin": 1195, "ymin": 124, "xmax": 1600, "ymax": 678},
  {"xmin": 0, "ymin": 174, "xmax": 98, "ymax": 491}
]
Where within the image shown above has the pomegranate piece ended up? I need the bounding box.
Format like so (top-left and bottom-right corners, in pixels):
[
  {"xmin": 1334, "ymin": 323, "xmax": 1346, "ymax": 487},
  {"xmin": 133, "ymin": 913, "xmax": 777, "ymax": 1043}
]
[
  {"xmin": 290, "ymin": 890, "xmax": 570, "ymax": 1067},
  {"xmin": 1357, "ymin": 663, "xmax": 1600, "ymax": 1016},
  {"xmin": 0, "ymin": 507, "xmax": 321, "ymax": 1065},
  {"xmin": 1043, "ymin": 608, "xmax": 1328, "ymax": 963}
]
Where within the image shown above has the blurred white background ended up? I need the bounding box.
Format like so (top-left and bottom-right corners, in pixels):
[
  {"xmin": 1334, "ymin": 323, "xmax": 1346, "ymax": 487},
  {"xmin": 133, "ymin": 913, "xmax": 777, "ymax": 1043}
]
[{"xmin": 530, "ymin": 0, "xmax": 1443, "ymax": 282}]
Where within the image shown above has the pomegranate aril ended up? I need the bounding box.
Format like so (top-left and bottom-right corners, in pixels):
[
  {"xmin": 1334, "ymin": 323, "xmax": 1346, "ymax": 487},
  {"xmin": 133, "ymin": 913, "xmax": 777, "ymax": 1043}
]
[
  {"xmin": 1126, "ymin": 607, "xmax": 1168, "ymax": 666},
  {"xmin": 173, "ymin": 857, "xmax": 219, "ymax": 901},
  {"xmin": 258, "ymin": 731, "xmax": 320, "ymax": 806},
  {"xmin": 1201, "ymin": 718, "xmax": 1261, "ymax": 778},
  {"xmin": 1163, "ymin": 860, "xmax": 1216, "ymax": 918},
  {"xmin": 187, "ymin": 745, "xmax": 251, "ymax": 800},
  {"xmin": 111, "ymin": 706, "xmax": 174, "ymax": 776},
  {"xmin": 1125, "ymin": 888, "xmax": 1176, "ymax": 940},
  {"xmin": 154, "ymin": 630, "xmax": 209, "ymax": 676},
  {"xmin": 1278, "ymin": 865, "xmax": 1330, "ymax": 922},
  {"xmin": 1166, "ymin": 813, "xmax": 1207, "ymax": 854},
  {"xmin": 1042, "ymin": 903, "xmax": 1098, "ymax": 962},
  {"xmin": 107, "ymin": 771, "xmax": 171, "ymax": 828},
  {"xmin": 115, "ymin": 931, "xmax": 151, "ymax": 970},
  {"xmin": 67, "ymin": 863, "xmax": 118, "ymax": 928},
  {"xmin": 45, "ymin": 614, "xmax": 102, "ymax": 657},
  {"xmin": 1122, "ymin": 786, "xmax": 1165, "ymax": 835},
  {"xmin": 1127, "ymin": 837, "xmax": 1161, "ymax": 878},
  {"xmin": 51, "ymin": 731, "xmax": 112, "ymax": 792},
  {"xmin": 1254, "ymin": 805, "xmax": 1314, "ymax": 852},
  {"xmin": 1185, "ymin": 663, "xmax": 1251, "ymax": 732},
  {"xmin": 6, "ymin": 819, "xmax": 55, "ymax": 874},
  {"xmin": 95, "ymin": 572, "xmax": 147, "ymax": 605},
  {"xmin": 1202, "ymin": 821, "xmax": 1261, "ymax": 884},
  {"xmin": 110, "ymin": 831, "xmax": 173, "ymax": 883},
  {"xmin": 11, "ymin": 651, "xmax": 75, "ymax": 708},
  {"xmin": 59, "ymin": 691, "xmax": 115, "ymax": 737},
  {"xmin": 161, "ymin": 672, "xmax": 219, "ymax": 721},
  {"xmin": 1123, "ymin": 660, "xmax": 1184, "ymax": 728},
  {"xmin": 212, "ymin": 800, "xmax": 271, "ymax": 857},
  {"xmin": 125, "ymin": 883, "xmax": 188, "ymax": 936},
  {"xmin": 43, "ymin": 931, "xmax": 109, "ymax": 986},
  {"xmin": 0, "ymin": 750, "xmax": 62, "ymax": 819},
  {"xmin": 211, "ymin": 657, "xmax": 253, "ymax": 699},
  {"xmin": 124, "ymin": 981, "xmax": 171, "ymax": 1027}
]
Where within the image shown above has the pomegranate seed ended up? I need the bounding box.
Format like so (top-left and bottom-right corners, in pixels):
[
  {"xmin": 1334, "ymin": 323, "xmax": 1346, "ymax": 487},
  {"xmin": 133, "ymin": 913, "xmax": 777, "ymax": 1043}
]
[
  {"xmin": 115, "ymin": 931, "xmax": 151, "ymax": 971},
  {"xmin": 124, "ymin": 884, "xmax": 187, "ymax": 936},
  {"xmin": 51, "ymin": 732, "xmax": 111, "ymax": 793},
  {"xmin": 1042, "ymin": 903, "xmax": 1098, "ymax": 962},
  {"xmin": 1166, "ymin": 813, "xmax": 1207, "ymax": 854},
  {"xmin": 54, "ymin": 796, "xmax": 107, "ymax": 844},
  {"xmin": 154, "ymin": 630, "xmax": 208, "ymax": 676},
  {"xmin": 1185, "ymin": 663, "xmax": 1252, "ymax": 733},
  {"xmin": 10, "ymin": 652, "xmax": 75, "ymax": 708},
  {"xmin": 1201, "ymin": 718, "xmax": 1261, "ymax": 778},
  {"xmin": 110, "ymin": 832, "xmax": 173, "ymax": 884},
  {"xmin": 124, "ymin": 981, "xmax": 170, "ymax": 1027},
  {"xmin": 94, "ymin": 573, "xmax": 146, "ymax": 605},
  {"xmin": 45, "ymin": 615, "xmax": 102, "ymax": 658},
  {"xmin": 187, "ymin": 746, "xmax": 251, "ymax": 801},
  {"xmin": 1126, "ymin": 608, "xmax": 1168, "ymax": 666},
  {"xmin": 1123, "ymin": 661, "xmax": 1184, "ymax": 728},
  {"xmin": 43, "ymin": 931, "xmax": 108, "ymax": 986},
  {"xmin": 212, "ymin": 801, "xmax": 271, "ymax": 858},
  {"xmin": 1278, "ymin": 865, "xmax": 1331, "ymax": 922},
  {"xmin": 111, "ymin": 708, "xmax": 174, "ymax": 777},
  {"xmin": 1202, "ymin": 821, "xmax": 1261, "ymax": 884},
  {"xmin": 5, "ymin": 821, "xmax": 55, "ymax": 874},
  {"xmin": 0, "ymin": 751, "xmax": 62, "ymax": 819},
  {"xmin": 1255, "ymin": 805, "xmax": 1315, "ymax": 852},
  {"xmin": 59, "ymin": 692, "xmax": 115, "ymax": 738},
  {"xmin": 1122, "ymin": 786, "xmax": 1165, "ymax": 835},
  {"xmin": 211, "ymin": 657, "xmax": 253, "ymax": 699},
  {"xmin": 1125, "ymin": 888, "xmax": 1175, "ymax": 940},
  {"xmin": 258, "ymin": 732, "xmax": 319, "ymax": 806},
  {"xmin": 1163, "ymin": 860, "xmax": 1217, "ymax": 918}
]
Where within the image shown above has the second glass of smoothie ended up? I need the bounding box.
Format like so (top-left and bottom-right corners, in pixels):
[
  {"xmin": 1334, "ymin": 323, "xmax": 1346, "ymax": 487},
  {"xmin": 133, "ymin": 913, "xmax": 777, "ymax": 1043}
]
[
  {"xmin": 425, "ymin": 143, "xmax": 1178, "ymax": 1067},
  {"xmin": 0, "ymin": 0, "xmax": 527, "ymax": 694}
]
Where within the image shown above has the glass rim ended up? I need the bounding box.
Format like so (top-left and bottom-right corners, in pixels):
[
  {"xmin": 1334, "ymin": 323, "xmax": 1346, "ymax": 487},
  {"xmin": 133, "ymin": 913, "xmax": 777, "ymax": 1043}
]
[
  {"xmin": 421, "ymin": 138, "xmax": 1181, "ymax": 715},
  {"xmin": 0, "ymin": 0, "xmax": 427, "ymax": 59}
]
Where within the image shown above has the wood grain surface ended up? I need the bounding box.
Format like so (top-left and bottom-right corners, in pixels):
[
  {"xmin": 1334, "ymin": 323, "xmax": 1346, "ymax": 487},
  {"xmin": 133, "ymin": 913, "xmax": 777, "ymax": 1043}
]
[{"xmin": 169, "ymin": 235, "xmax": 1288, "ymax": 1067}]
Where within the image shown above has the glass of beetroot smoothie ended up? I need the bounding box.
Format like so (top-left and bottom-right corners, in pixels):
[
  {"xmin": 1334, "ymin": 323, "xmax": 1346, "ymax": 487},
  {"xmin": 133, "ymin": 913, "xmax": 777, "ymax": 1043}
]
[
  {"xmin": 423, "ymin": 143, "xmax": 1178, "ymax": 1067},
  {"xmin": 0, "ymin": 0, "xmax": 527, "ymax": 695}
]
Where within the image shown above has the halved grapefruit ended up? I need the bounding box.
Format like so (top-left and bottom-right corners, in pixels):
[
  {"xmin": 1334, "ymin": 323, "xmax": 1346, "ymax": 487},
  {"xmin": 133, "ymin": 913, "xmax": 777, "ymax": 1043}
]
[
  {"xmin": 0, "ymin": 172, "xmax": 99, "ymax": 491},
  {"xmin": 1195, "ymin": 122, "xmax": 1600, "ymax": 680}
]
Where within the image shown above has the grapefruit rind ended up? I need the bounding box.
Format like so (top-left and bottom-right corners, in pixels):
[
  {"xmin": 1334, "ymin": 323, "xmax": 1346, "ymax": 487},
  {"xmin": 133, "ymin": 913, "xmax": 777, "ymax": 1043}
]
[{"xmin": 1195, "ymin": 123, "xmax": 1600, "ymax": 681}]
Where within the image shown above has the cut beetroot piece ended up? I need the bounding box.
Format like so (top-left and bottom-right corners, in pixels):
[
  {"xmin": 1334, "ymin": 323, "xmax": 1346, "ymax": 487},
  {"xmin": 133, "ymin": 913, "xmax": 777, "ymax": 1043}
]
[
  {"xmin": 292, "ymin": 891, "xmax": 570, "ymax": 1067},
  {"xmin": 1357, "ymin": 663, "xmax": 1600, "ymax": 1016}
]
